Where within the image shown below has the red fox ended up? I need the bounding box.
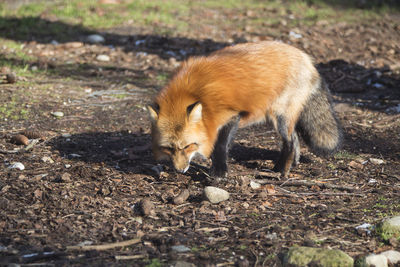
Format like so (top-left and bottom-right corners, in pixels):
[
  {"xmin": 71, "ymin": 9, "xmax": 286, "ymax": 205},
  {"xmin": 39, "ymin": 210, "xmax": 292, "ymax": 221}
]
[{"xmin": 147, "ymin": 41, "xmax": 342, "ymax": 178}]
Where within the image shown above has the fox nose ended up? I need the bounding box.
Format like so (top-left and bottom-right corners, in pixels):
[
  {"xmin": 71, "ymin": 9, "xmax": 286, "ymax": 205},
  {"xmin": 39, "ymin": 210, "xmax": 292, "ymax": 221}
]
[{"xmin": 175, "ymin": 165, "xmax": 189, "ymax": 174}]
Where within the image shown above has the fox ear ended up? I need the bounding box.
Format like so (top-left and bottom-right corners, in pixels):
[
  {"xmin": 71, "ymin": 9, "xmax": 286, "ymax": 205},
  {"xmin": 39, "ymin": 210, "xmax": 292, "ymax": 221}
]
[
  {"xmin": 147, "ymin": 104, "xmax": 159, "ymax": 123},
  {"xmin": 187, "ymin": 102, "xmax": 202, "ymax": 123}
]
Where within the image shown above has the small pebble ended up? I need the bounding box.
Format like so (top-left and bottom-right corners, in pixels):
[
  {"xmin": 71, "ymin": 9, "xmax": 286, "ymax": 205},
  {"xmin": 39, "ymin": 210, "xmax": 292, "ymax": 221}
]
[
  {"xmin": 61, "ymin": 172, "xmax": 71, "ymax": 182},
  {"xmin": 51, "ymin": 111, "xmax": 64, "ymax": 118},
  {"xmin": 171, "ymin": 245, "xmax": 190, "ymax": 253},
  {"xmin": 96, "ymin": 54, "xmax": 110, "ymax": 62},
  {"xmin": 348, "ymin": 160, "xmax": 363, "ymax": 169},
  {"xmin": 41, "ymin": 156, "xmax": 54, "ymax": 163},
  {"xmin": 250, "ymin": 180, "xmax": 261, "ymax": 189},
  {"xmin": 87, "ymin": 34, "xmax": 105, "ymax": 44},
  {"xmin": 6, "ymin": 73, "xmax": 17, "ymax": 83},
  {"xmin": 8, "ymin": 162, "xmax": 25, "ymax": 170},
  {"xmin": 65, "ymin": 164, "xmax": 71, "ymax": 168},
  {"xmin": 204, "ymin": 186, "xmax": 230, "ymax": 204},
  {"xmin": 369, "ymin": 158, "xmax": 384, "ymax": 165},
  {"xmin": 173, "ymin": 189, "xmax": 190, "ymax": 205},
  {"xmin": 139, "ymin": 198, "xmax": 155, "ymax": 216}
]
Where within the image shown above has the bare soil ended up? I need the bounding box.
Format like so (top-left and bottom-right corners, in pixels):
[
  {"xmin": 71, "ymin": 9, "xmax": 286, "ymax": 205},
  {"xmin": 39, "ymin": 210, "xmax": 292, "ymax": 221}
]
[{"xmin": 1, "ymin": 5, "xmax": 400, "ymax": 266}]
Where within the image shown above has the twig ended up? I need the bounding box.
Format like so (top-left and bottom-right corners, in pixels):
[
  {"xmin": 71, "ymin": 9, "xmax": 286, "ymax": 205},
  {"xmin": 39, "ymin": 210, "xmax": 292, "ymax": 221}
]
[
  {"xmin": 296, "ymin": 192, "xmax": 364, "ymax": 196},
  {"xmin": 0, "ymin": 139, "xmax": 39, "ymax": 154},
  {"xmin": 115, "ymin": 254, "xmax": 146, "ymax": 260},
  {"xmin": 254, "ymin": 178, "xmax": 357, "ymax": 192},
  {"xmin": 332, "ymin": 73, "xmax": 346, "ymax": 85},
  {"xmin": 0, "ymin": 149, "xmax": 19, "ymax": 154},
  {"xmin": 196, "ymin": 227, "xmax": 229, "ymax": 232},
  {"xmin": 66, "ymin": 237, "xmax": 141, "ymax": 251}
]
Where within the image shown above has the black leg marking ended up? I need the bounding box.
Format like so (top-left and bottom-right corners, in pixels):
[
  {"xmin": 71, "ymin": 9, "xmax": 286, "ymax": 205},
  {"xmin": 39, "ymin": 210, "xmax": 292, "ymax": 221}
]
[
  {"xmin": 293, "ymin": 131, "xmax": 300, "ymax": 166},
  {"xmin": 210, "ymin": 115, "xmax": 240, "ymax": 177}
]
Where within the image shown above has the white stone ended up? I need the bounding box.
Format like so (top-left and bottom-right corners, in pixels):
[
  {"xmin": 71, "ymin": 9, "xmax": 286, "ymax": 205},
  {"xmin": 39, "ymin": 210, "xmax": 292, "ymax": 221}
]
[
  {"xmin": 171, "ymin": 245, "xmax": 190, "ymax": 253},
  {"xmin": 289, "ymin": 31, "xmax": 302, "ymax": 39},
  {"xmin": 385, "ymin": 216, "xmax": 400, "ymax": 227},
  {"xmin": 381, "ymin": 250, "xmax": 400, "ymax": 264},
  {"xmin": 96, "ymin": 54, "xmax": 110, "ymax": 62},
  {"xmin": 204, "ymin": 186, "xmax": 230, "ymax": 204},
  {"xmin": 41, "ymin": 156, "xmax": 54, "ymax": 163},
  {"xmin": 87, "ymin": 34, "xmax": 105, "ymax": 44},
  {"xmin": 51, "ymin": 111, "xmax": 64, "ymax": 117},
  {"xmin": 9, "ymin": 162, "xmax": 25, "ymax": 170},
  {"xmin": 365, "ymin": 254, "xmax": 388, "ymax": 267},
  {"xmin": 250, "ymin": 180, "xmax": 261, "ymax": 189},
  {"xmin": 369, "ymin": 158, "xmax": 385, "ymax": 165}
]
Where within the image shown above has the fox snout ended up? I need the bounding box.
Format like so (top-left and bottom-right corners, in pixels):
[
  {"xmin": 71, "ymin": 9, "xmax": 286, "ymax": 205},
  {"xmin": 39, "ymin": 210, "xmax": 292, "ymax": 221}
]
[
  {"xmin": 172, "ymin": 155, "xmax": 190, "ymax": 174},
  {"xmin": 174, "ymin": 165, "xmax": 190, "ymax": 174}
]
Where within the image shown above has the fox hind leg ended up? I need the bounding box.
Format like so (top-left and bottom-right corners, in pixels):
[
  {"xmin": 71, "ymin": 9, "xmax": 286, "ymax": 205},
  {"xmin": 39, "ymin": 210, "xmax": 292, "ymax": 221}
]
[
  {"xmin": 210, "ymin": 115, "xmax": 240, "ymax": 177},
  {"xmin": 273, "ymin": 115, "xmax": 299, "ymax": 178}
]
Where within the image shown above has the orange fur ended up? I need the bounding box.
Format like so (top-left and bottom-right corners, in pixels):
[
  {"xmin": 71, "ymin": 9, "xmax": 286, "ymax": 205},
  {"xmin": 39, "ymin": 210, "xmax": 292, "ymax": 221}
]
[{"xmin": 148, "ymin": 41, "xmax": 327, "ymax": 175}]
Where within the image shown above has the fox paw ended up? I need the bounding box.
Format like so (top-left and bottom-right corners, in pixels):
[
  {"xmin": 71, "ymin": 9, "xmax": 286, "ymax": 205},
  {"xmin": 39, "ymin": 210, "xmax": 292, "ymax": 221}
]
[{"xmin": 210, "ymin": 164, "xmax": 228, "ymax": 178}]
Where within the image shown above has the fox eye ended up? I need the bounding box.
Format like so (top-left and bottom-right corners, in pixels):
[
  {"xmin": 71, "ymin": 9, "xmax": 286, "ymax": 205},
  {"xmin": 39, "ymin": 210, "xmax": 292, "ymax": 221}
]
[
  {"xmin": 160, "ymin": 146, "xmax": 173, "ymax": 154},
  {"xmin": 183, "ymin": 143, "xmax": 198, "ymax": 151}
]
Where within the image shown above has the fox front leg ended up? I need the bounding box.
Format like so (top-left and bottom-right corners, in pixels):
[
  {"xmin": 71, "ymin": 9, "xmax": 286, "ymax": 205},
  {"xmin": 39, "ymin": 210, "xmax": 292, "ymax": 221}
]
[{"xmin": 210, "ymin": 116, "xmax": 240, "ymax": 177}]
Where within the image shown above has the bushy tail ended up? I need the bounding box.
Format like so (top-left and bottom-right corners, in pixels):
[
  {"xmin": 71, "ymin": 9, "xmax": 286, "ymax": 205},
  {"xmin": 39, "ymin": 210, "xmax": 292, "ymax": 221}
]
[{"xmin": 296, "ymin": 80, "xmax": 342, "ymax": 156}]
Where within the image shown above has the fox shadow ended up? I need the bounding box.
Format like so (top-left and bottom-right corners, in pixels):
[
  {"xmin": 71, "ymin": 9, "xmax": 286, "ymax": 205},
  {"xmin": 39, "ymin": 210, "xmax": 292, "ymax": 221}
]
[
  {"xmin": 48, "ymin": 129, "xmax": 310, "ymax": 179},
  {"xmin": 49, "ymin": 131, "xmax": 155, "ymax": 175},
  {"xmin": 48, "ymin": 130, "xmax": 286, "ymax": 179}
]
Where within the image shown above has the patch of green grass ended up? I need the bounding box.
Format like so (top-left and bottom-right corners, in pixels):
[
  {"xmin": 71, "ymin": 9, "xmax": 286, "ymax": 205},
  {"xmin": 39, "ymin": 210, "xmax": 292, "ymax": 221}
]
[
  {"xmin": 0, "ymin": 38, "xmax": 35, "ymax": 62},
  {"xmin": 327, "ymin": 163, "xmax": 336, "ymax": 170},
  {"xmin": 0, "ymin": 0, "xmax": 397, "ymax": 39},
  {"xmin": 145, "ymin": 258, "xmax": 162, "ymax": 267},
  {"xmin": 155, "ymin": 72, "xmax": 170, "ymax": 85},
  {"xmin": 1, "ymin": 0, "xmax": 189, "ymax": 30},
  {"xmin": 113, "ymin": 93, "xmax": 128, "ymax": 99},
  {"xmin": 374, "ymin": 203, "xmax": 388, "ymax": 209},
  {"xmin": 334, "ymin": 151, "xmax": 358, "ymax": 160},
  {"xmin": 239, "ymin": 244, "xmax": 247, "ymax": 250},
  {"xmin": 0, "ymin": 97, "xmax": 30, "ymax": 121}
]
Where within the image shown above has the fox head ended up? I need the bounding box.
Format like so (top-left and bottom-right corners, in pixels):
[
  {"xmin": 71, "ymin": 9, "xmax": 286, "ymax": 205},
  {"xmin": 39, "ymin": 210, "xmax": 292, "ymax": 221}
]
[{"xmin": 147, "ymin": 101, "xmax": 208, "ymax": 173}]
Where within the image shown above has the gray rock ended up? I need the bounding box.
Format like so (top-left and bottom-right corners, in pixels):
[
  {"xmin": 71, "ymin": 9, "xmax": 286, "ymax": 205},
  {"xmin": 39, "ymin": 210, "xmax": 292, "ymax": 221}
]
[
  {"xmin": 96, "ymin": 54, "xmax": 110, "ymax": 62},
  {"xmin": 381, "ymin": 250, "xmax": 400, "ymax": 264},
  {"xmin": 171, "ymin": 245, "xmax": 190, "ymax": 253},
  {"xmin": 376, "ymin": 216, "xmax": 400, "ymax": 241},
  {"xmin": 283, "ymin": 246, "xmax": 353, "ymax": 267},
  {"xmin": 204, "ymin": 186, "xmax": 230, "ymax": 204},
  {"xmin": 365, "ymin": 254, "xmax": 387, "ymax": 267},
  {"xmin": 87, "ymin": 34, "xmax": 105, "ymax": 44}
]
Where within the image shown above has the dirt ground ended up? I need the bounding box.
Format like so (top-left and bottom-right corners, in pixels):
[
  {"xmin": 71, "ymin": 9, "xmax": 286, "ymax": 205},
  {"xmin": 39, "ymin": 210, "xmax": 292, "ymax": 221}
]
[{"xmin": 1, "ymin": 2, "xmax": 400, "ymax": 266}]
